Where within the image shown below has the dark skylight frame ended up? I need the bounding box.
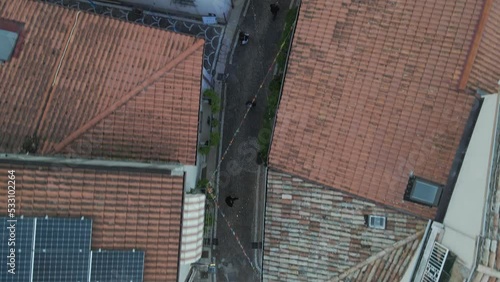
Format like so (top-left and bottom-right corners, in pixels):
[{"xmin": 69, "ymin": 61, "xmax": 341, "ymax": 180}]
[
  {"xmin": 404, "ymin": 176, "xmax": 443, "ymax": 207},
  {"xmin": 0, "ymin": 18, "xmax": 24, "ymax": 62}
]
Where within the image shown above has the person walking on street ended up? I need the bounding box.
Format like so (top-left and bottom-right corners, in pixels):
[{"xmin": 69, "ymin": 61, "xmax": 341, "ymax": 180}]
[
  {"xmin": 239, "ymin": 31, "xmax": 249, "ymax": 45},
  {"xmin": 225, "ymin": 196, "xmax": 239, "ymax": 207},
  {"xmin": 270, "ymin": 2, "xmax": 280, "ymax": 20},
  {"xmin": 246, "ymin": 100, "xmax": 256, "ymax": 109}
]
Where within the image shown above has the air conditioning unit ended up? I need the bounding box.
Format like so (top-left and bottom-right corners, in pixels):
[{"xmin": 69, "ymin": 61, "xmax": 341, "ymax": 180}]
[{"xmin": 367, "ymin": 215, "xmax": 386, "ymax": 229}]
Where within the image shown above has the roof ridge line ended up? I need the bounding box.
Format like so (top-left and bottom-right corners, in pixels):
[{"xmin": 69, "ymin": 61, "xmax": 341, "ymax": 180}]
[
  {"xmin": 0, "ymin": 153, "xmax": 184, "ymax": 174},
  {"xmin": 51, "ymin": 38, "xmax": 205, "ymax": 154},
  {"xmin": 51, "ymin": 11, "xmax": 82, "ymax": 88},
  {"xmin": 329, "ymin": 230, "xmax": 425, "ymax": 282},
  {"xmin": 458, "ymin": 0, "xmax": 494, "ymax": 90},
  {"xmin": 35, "ymin": 10, "xmax": 82, "ymax": 142}
]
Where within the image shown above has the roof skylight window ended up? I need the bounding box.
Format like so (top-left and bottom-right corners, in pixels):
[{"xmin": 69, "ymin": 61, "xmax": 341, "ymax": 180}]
[
  {"xmin": 0, "ymin": 19, "xmax": 24, "ymax": 63},
  {"xmin": 404, "ymin": 175, "xmax": 443, "ymax": 207},
  {"xmin": 0, "ymin": 29, "xmax": 18, "ymax": 62}
]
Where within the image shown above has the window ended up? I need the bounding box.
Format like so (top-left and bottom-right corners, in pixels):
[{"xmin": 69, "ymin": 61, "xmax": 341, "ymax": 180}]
[
  {"xmin": 404, "ymin": 176, "xmax": 443, "ymax": 206},
  {"xmin": 0, "ymin": 19, "xmax": 24, "ymax": 63},
  {"xmin": 0, "ymin": 30, "xmax": 18, "ymax": 62},
  {"xmin": 367, "ymin": 215, "xmax": 386, "ymax": 229}
]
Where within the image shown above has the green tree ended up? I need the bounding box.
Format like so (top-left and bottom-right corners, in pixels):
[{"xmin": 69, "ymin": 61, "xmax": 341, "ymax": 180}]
[
  {"xmin": 208, "ymin": 132, "xmax": 220, "ymax": 147},
  {"xmin": 196, "ymin": 179, "xmax": 210, "ymax": 189},
  {"xmin": 211, "ymin": 118, "xmax": 219, "ymax": 128},
  {"xmin": 198, "ymin": 145, "xmax": 211, "ymax": 155},
  {"xmin": 203, "ymin": 89, "xmax": 220, "ymax": 114}
]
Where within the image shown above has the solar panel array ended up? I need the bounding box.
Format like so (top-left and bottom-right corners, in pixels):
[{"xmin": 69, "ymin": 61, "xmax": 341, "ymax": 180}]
[{"xmin": 0, "ymin": 217, "xmax": 144, "ymax": 282}]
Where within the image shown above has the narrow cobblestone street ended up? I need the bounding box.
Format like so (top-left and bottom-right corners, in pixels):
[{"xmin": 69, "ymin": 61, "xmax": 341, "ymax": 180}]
[{"xmin": 215, "ymin": 0, "xmax": 292, "ymax": 281}]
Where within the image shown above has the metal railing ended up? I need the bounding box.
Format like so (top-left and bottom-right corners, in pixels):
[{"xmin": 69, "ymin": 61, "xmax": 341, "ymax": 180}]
[{"xmin": 422, "ymin": 242, "xmax": 449, "ymax": 282}]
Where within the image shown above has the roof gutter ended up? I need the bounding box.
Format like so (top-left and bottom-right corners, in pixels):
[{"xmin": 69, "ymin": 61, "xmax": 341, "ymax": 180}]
[
  {"xmin": 435, "ymin": 98, "xmax": 483, "ymax": 222},
  {"xmin": 0, "ymin": 153, "xmax": 184, "ymax": 175}
]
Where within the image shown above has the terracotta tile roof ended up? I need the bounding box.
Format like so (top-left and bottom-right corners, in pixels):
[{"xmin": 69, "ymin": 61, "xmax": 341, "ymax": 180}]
[
  {"xmin": 472, "ymin": 238, "xmax": 500, "ymax": 282},
  {"xmin": 0, "ymin": 0, "xmax": 203, "ymax": 164},
  {"xmin": 269, "ymin": 0, "xmax": 489, "ymax": 218},
  {"xmin": 263, "ymin": 170, "xmax": 426, "ymax": 281},
  {"xmin": 333, "ymin": 231, "xmax": 423, "ymax": 282},
  {"xmin": 0, "ymin": 163, "xmax": 184, "ymax": 281},
  {"xmin": 472, "ymin": 153, "xmax": 500, "ymax": 281},
  {"xmin": 465, "ymin": 0, "xmax": 500, "ymax": 93}
]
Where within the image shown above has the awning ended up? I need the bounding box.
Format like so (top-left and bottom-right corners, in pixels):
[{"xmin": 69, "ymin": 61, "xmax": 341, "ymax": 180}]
[{"xmin": 180, "ymin": 194, "xmax": 206, "ymax": 265}]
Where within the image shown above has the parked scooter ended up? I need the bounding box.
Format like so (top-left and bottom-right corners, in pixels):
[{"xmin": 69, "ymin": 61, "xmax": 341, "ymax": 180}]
[{"xmin": 239, "ymin": 31, "xmax": 249, "ymax": 45}]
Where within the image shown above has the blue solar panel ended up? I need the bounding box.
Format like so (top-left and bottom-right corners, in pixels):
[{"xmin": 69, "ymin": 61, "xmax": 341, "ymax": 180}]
[
  {"xmin": 32, "ymin": 217, "xmax": 92, "ymax": 282},
  {"xmin": 35, "ymin": 217, "xmax": 92, "ymax": 251},
  {"xmin": 33, "ymin": 251, "xmax": 90, "ymax": 282},
  {"xmin": 0, "ymin": 217, "xmax": 35, "ymax": 282},
  {"xmin": 90, "ymin": 250, "xmax": 145, "ymax": 282}
]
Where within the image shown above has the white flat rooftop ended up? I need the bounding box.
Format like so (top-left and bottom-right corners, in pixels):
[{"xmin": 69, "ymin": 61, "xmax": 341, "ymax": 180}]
[{"xmin": 442, "ymin": 93, "xmax": 499, "ymax": 268}]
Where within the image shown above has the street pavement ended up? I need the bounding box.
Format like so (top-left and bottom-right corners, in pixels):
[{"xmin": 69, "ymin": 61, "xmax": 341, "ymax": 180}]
[{"xmin": 215, "ymin": 0, "xmax": 292, "ymax": 281}]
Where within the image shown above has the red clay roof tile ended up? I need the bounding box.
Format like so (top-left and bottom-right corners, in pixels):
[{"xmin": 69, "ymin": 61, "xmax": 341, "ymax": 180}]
[
  {"xmin": 0, "ymin": 0, "xmax": 203, "ymax": 164},
  {"xmin": 0, "ymin": 163, "xmax": 184, "ymax": 281},
  {"xmin": 269, "ymin": 0, "xmax": 494, "ymax": 218},
  {"xmin": 467, "ymin": 0, "xmax": 500, "ymax": 93},
  {"xmin": 264, "ymin": 170, "xmax": 426, "ymax": 281},
  {"xmin": 333, "ymin": 233, "xmax": 423, "ymax": 282}
]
